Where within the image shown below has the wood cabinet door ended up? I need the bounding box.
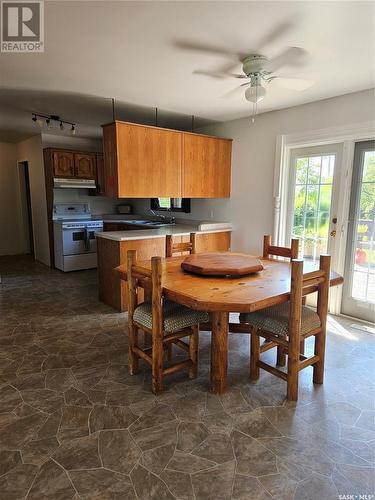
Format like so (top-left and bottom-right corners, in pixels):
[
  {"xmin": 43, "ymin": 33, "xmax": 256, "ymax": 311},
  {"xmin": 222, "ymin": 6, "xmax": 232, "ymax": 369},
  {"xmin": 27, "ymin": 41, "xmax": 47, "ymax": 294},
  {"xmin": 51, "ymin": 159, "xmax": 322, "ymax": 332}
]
[
  {"xmin": 116, "ymin": 123, "xmax": 182, "ymax": 197},
  {"xmin": 183, "ymin": 134, "xmax": 232, "ymax": 198},
  {"xmin": 95, "ymin": 154, "xmax": 105, "ymax": 194},
  {"xmin": 74, "ymin": 153, "xmax": 96, "ymax": 179},
  {"xmin": 52, "ymin": 151, "xmax": 74, "ymax": 178}
]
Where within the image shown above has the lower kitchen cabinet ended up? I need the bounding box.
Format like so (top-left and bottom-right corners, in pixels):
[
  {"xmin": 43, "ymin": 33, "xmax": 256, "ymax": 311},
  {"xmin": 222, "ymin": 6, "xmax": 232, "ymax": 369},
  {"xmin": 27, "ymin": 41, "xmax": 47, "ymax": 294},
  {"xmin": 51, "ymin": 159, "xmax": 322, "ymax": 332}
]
[
  {"xmin": 97, "ymin": 231, "xmax": 231, "ymax": 311},
  {"xmin": 97, "ymin": 237, "xmax": 166, "ymax": 311}
]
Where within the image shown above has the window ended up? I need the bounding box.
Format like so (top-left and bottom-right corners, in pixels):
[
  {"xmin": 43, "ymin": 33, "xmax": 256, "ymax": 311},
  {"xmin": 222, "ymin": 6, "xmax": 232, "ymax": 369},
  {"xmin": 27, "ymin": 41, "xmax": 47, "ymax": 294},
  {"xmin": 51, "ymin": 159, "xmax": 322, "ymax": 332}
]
[{"xmin": 150, "ymin": 198, "xmax": 191, "ymax": 213}]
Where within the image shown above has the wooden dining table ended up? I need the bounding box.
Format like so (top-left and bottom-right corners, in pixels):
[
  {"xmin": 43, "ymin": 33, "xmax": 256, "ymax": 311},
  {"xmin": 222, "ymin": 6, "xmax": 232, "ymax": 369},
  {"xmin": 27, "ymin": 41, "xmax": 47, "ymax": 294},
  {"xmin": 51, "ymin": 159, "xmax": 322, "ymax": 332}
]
[{"xmin": 117, "ymin": 253, "xmax": 344, "ymax": 394}]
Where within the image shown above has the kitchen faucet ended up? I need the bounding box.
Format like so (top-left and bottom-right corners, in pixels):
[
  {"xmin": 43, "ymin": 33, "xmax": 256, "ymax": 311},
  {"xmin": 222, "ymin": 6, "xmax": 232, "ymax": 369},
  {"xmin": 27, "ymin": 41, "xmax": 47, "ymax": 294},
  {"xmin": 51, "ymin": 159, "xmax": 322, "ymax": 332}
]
[{"xmin": 150, "ymin": 209, "xmax": 175, "ymax": 224}]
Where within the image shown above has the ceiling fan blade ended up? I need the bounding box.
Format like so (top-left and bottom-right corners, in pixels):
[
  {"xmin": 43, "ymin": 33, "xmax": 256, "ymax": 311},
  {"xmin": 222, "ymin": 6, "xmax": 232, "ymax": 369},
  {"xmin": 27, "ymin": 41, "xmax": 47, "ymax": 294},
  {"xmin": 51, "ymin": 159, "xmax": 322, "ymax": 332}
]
[
  {"xmin": 221, "ymin": 82, "xmax": 249, "ymax": 99},
  {"xmin": 174, "ymin": 40, "xmax": 242, "ymax": 59},
  {"xmin": 266, "ymin": 47, "xmax": 309, "ymax": 73},
  {"xmin": 193, "ymin": 69, "xmax": 246, "ymax": 80},
  {"xmin": 255, "ymin": 20, "xmax": 295, "ymax": 52},
  {"xmin": 272, "ymin": 77, "xmax": 315, "ymax": 91}
]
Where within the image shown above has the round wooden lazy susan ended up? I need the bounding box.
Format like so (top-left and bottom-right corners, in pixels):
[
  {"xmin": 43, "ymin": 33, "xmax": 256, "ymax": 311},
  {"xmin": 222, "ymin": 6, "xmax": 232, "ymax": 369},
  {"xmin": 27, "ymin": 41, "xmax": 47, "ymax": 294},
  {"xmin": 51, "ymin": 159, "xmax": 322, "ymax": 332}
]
[{"xmin": 181, "ymin": 252, "xmax": 264, "ymax": 277}]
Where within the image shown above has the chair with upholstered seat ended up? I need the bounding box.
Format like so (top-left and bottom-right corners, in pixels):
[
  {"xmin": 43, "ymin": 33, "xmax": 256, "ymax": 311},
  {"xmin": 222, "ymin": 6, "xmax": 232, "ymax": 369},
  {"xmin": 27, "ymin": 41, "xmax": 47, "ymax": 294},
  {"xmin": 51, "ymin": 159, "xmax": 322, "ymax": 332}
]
[
  {"xmin": 127, "ymin": 250, "xmax": 209, "ymax": 394},
  {"xmin": 227, "ymin": 235, "xmax": 300, "ymax": 366},
  {"xmin": 241, "ymin": 254, "xmax": 331, "ymax": 401}
]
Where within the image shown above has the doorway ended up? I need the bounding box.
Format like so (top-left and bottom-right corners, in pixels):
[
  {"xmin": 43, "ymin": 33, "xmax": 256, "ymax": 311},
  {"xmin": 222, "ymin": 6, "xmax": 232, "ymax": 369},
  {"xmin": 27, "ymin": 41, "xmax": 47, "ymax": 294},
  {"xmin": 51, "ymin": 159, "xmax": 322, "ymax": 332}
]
[
  {"xmin": 18, "ymin": 161, "xmax": 34, "ymax": 256},
  {"xmin": 286, "ymin": 143, "xmax": 343, "ymax": 266},
  {"xmin": 341, "ymin": 140, "xmax": 375, "ymax": 323}
]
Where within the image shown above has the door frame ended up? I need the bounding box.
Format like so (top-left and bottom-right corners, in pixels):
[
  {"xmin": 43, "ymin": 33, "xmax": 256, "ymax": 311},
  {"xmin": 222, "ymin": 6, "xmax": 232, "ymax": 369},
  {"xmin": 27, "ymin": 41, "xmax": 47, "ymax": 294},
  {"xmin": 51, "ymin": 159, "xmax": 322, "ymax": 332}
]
[{"xmin": 274, "ymin": 121, "xmax": 375, "ymax": 315}]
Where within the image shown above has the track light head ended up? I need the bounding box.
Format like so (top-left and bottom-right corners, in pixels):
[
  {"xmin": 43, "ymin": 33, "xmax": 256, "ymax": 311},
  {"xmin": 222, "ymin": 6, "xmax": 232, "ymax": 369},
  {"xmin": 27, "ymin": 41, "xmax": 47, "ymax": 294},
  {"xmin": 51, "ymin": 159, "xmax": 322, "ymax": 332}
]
[
  {"xmin": 71, "ymin": 124, "xmax": 76, "ymax": 135},
  {"xmin": 60, "ymin": 122, "xmax": 64, "ymax": 131}
]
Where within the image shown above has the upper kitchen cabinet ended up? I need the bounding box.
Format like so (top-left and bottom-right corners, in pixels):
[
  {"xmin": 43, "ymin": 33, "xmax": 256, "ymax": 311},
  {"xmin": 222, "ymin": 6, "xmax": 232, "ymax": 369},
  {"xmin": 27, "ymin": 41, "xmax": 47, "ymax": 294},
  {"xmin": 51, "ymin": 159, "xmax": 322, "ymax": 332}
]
[
  {"xmin": 50, "ymin": 149, "xmax": 96, "ymax": 179},
  {"xmin": 103, "ymin": 122, "xmax": 182, "ymax": 198},
  {"xmin": 52, "ymin": 150, "xmax": 74, "ymax": 178},
  {"xmin": 102, "ymin": 121, "xmax": 232, "ymax": 198},
  {"xmin": 182, "ymin": 134, "xmax": 232, "ymax": 198},
  {"xmin": 74, "ymin": 153, "xmax": 96, "ymax": 179}
]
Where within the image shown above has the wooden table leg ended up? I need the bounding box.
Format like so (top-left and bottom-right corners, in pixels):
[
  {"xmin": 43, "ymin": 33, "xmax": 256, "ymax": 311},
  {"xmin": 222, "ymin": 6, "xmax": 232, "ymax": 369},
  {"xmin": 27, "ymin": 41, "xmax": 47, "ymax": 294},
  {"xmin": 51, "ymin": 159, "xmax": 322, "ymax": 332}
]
[{"xmin": 210, "ymin": 311, "xmax": 229, "ymax": 394}]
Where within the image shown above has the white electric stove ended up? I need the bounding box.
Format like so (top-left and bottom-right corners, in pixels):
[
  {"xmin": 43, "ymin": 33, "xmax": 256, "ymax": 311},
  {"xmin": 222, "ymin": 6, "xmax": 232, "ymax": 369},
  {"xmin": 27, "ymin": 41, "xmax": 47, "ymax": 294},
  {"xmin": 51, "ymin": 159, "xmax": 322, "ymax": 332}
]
[{"xmin": 53, "ymin": 203, "xmax": 103, "ymax": 272}]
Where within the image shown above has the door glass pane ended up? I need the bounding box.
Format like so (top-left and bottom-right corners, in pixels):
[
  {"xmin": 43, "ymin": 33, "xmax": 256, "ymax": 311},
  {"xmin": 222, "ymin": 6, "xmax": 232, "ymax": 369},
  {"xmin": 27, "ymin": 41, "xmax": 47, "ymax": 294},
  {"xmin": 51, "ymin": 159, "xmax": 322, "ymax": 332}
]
[
  {"xmin": 351, "ymin": 151, "xmax": 375, "ymax": 304},
  {"xmin": 291, "ymin": 154, "xmax": 335, "ymax": 263}
]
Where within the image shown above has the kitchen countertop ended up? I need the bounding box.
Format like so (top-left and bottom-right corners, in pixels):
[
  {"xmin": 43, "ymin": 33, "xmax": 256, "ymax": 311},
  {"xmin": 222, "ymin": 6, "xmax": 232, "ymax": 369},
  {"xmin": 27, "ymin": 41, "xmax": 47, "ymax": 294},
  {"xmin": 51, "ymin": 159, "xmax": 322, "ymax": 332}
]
[{"xmin": 96, "ymin": 223, "xmax": 232, "ymax": 242}]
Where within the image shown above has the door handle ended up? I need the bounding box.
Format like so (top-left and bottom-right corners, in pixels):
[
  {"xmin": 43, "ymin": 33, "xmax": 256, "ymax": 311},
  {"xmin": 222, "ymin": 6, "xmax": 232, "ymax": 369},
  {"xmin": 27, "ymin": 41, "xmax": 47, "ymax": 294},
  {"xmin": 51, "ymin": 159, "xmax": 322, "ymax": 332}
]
[
  {"xmin": 84, "ymin": 228, "xmax": 90, "ymax": 251},
  {"xmin": 330, "ymin": 230, "xmax": 337, "ymax": 237}
]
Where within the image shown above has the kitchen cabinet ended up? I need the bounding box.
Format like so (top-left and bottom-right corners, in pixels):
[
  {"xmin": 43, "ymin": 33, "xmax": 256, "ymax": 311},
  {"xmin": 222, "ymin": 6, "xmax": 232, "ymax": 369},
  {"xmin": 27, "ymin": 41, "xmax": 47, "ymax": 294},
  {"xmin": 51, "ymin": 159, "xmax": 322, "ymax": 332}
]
[
  {"xmin": 182, "ymin": 134, "xmax": 232, "ymax": 198},
  {"xmin": 74, "ymin": 153, "xmax": 96, "ymax": 179},
  {"xmin": 49, "ymin": 149, "xmax": 96, "ymax": 180},
  {"xmin": 102, "ymin": 121, "xmax": 232, "ymax": 199},
  {"xmin": 97, "ymin": 230, "xmax": 231, "ymax": 311},
  {"xmin": 103, "ymin": 122, "xmax": 182, "ymax": 198},
  {"xmin": 52, "ymin": 150, "xmax": 74, "ymax": 178}
]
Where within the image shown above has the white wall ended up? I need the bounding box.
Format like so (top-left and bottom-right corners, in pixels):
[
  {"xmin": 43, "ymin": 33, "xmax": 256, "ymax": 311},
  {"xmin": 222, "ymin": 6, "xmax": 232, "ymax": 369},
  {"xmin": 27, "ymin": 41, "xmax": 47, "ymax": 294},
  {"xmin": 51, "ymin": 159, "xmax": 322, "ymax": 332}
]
[
  {"xmin": 16, "ymin": 135, "xmax": 50, "ymax": 266},
  {"xmin": 197, "ymin": 89, "xmax": 375, "ymax": 254},
  {"xmin": 0, "ymin": 142, "xmax": 25, "ymax": 256}
]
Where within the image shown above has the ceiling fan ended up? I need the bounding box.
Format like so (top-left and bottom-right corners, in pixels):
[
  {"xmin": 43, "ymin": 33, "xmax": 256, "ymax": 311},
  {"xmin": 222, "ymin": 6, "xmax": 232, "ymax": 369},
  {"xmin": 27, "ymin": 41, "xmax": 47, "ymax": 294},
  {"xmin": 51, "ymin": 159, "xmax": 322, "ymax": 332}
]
[{"xmin": 174, "ymin": 25, "xmax": 314, "ymax": 118}]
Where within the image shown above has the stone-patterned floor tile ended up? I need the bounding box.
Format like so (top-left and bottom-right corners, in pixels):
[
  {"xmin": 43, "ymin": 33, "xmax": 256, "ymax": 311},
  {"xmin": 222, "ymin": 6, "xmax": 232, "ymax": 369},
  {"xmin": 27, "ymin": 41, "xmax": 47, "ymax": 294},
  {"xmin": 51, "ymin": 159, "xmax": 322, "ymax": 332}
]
[
  {"xmin": 1, "ymin": 256, "xmax": 374, "ymax": 499},
  {"xmin": 45, "ymin": 368, "xmax": 76, "ymax": 392},
  {"xmin": 64, "ymin": 386, "xmax": 92, "ymax": 406},
  {"xmin": 140, "ymin": 443, "xmax": 175, "ymax": 475},
  {"xmin": 258, "ymin": 472, "xmax": 297, "ymax": 499},
  {"xmin": 177, "ymin": 421, "xmax": 209, "ymax": 452},
  {"xmin": 22, "ymin": 436, "xmax": 60, "ymax": 465},
  {"xmin": 0, "ymin": 463, "xmax": 38, "ymax": 500},
  {"xmin": 191, "ymin": 434, "xmax": 235, "ymax": 464},
  {"xmin": 232, "ymin": 430, "xmax": 277, "ymax": 477},
  {"xmin": 99, "ymin": 429, "xmax": 141, "ymax": 474},
  {"xmin": 356, "ymin": 410, "xmax": 375, "ymax": 431},
  {"xmin": 0, "ymin": 449, "xmax": 22, "ymax": 476},
  {"xmin": 0, "ymin": 412, "xmax": 47, "ymax": 448},
  {"xmin": 333, "ymin": 463, "xmax": 375, "ymax": 495},
  {"xmin": 233, "ymin": 475, "xmax": 272, "ymax": 499},
  {"xmin": 191, "ymin": 460, "xmax": 235, "ymax": 500},
  {"xmin": 53, "ymin": 434, "xmax": 101, "ymax": 470},
  {"xmin": 89, "ymin": 404, "xmax": 136, "ymax": 433},
  {"xmin": 129, "ymin": 403, "xmax": 176, "ymax": 433},
  {"xmin": 160, "ymin": 469, "xmax": 194, "ymax": 500},
  {"xmin": 258, "ymin": 436, "xmax": 335, "ymax": 476},
  {"xmin": 233, "ymin": 407, "xmax": 282, "ymax": 438},
  {"xmin": 0, "ymin": 385, "xmax": 22, "ymax": 412},
  {"xmin": 27, "ymin": 459, "xmax": 76, "ymax": 499},
  {"xmin": 132, "ymin": 421, "xmax": 179, "ymax": 451},
  {"xmin": 294, "ymin": 473, "xmax": 339, "ymax": 500},
  {"xmin": 21, "ymin": 388, "xmax": 65, "ymax": 414},
  {"xmin": 131, "ymin": 463, "xmax": 175, "ymax": 500},
  {"xmin": 167, "ymin": 449, "xmax": 216, "ymax": 473},
  {"xmin": 69, "ymin": 468, "xmax": 135, "ymax": 498}
]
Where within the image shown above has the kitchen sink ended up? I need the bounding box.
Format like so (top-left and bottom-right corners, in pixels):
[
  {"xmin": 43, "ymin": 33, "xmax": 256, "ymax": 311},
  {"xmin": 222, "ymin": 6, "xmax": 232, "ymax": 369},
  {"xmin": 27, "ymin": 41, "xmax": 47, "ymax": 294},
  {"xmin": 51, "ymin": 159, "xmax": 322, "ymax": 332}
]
[{"xmin": 126, "ymin": 220, "xmax": 175, "ymax": 228}]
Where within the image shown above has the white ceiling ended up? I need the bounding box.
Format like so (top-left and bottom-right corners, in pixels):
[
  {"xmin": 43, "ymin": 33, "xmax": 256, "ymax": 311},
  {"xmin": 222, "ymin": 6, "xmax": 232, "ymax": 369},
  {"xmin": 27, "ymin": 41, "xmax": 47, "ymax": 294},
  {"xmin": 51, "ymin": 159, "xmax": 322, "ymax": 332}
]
[{"xmin": 1, "ymin": 1, "xmax": 374, "ymax": 140}]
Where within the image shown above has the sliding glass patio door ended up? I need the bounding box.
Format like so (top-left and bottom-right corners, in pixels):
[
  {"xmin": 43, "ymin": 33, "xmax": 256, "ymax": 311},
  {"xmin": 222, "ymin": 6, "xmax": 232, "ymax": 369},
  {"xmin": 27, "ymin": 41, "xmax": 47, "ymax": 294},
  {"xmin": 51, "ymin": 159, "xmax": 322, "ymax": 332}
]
[{"xmin": 341, "ymin": 140, "xmax": 375, "ymax": 323}]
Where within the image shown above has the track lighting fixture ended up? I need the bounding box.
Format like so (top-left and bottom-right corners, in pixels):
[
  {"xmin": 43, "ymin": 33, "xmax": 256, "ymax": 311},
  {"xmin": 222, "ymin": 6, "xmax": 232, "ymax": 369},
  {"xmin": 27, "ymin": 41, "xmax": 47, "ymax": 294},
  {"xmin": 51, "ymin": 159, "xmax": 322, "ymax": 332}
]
[{"xmin": 31, "ymin": 113, "xmax": 77, "ymax": 134}]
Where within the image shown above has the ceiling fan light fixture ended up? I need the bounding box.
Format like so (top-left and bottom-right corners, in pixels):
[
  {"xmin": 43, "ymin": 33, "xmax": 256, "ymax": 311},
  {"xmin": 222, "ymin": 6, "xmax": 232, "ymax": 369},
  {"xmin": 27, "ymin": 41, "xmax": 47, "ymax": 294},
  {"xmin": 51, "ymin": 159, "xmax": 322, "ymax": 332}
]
[{"xmin": 245, "ymin": 84, "xmax": 266, "ymax": 103}]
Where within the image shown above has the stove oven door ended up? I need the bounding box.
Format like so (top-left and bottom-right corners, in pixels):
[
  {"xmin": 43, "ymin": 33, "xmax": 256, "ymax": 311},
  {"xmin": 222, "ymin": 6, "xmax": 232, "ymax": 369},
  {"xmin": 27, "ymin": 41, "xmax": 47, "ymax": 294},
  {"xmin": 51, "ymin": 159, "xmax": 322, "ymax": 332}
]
[{"xmin": 63, "ymin": 227, "xmax": 97, "ymax": 255}]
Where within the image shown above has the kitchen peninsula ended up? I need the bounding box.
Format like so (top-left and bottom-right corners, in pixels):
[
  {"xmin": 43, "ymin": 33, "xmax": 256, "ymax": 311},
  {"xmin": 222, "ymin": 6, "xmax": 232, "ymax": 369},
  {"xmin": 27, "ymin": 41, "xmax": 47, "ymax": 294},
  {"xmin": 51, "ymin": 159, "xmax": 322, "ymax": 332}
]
[{"xmin": 96, "ymin": 221, "xmax": 232, "ymax": 311}]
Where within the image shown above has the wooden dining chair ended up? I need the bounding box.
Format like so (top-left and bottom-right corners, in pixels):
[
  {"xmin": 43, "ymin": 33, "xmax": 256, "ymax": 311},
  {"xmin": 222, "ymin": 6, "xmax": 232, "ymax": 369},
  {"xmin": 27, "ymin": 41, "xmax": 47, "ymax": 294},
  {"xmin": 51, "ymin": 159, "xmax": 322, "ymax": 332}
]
[
  {"xmin": 165, "ymin": 232, "xmax": 196, "ymax": 257},
  {"xmin": 228, "ymin": 235, "xmax": 300, "ymax": 366},
  {"xmin": 242, "ymin": 254, "xmax": 331, "ymax": 401},
  {"xmin": 127, "ymin": 250, "xmax": 209, "ymax": 394}
]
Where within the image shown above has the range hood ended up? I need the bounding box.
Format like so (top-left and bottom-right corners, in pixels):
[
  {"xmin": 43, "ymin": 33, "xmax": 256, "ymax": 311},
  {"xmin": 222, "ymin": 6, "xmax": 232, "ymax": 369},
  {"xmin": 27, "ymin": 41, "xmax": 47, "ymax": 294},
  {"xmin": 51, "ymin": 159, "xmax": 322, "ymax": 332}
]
[{"xmin": 54, "ymin": 178, "xmax": 96, "ymax": 189}]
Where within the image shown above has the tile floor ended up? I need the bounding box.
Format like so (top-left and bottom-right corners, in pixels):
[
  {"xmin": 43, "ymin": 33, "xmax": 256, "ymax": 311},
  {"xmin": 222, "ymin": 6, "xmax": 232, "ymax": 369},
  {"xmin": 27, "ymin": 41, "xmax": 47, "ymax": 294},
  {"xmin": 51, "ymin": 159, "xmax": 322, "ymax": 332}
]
[{"xmin": 0, "ymin": 255, "xmax": 374, "ymax": 500}]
